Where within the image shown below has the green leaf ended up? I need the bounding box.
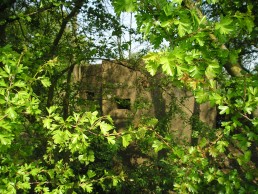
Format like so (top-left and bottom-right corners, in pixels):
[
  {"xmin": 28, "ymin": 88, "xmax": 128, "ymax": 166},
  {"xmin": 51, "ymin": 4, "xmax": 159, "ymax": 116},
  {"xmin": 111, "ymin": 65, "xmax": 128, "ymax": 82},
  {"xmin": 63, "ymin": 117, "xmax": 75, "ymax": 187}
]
[
  {"xmin": 73, "ymin": 112, "xmax": 81, "ymax": 123},
  {"xmin": 245, "ymin": 172, "xmax": 253, "ymax": 181},
  {"xmin": 161, "ymin": 20, "xmax": 172, "ymax": 27},
  {"xmin": 244, "ymin": 150, "xmax": 251, "ymax": 162},
  {"xmin": 88, "ymin": 111, "xmax": 98, "ymax": 126},
  {"xmin": 161, "ymin": 59, "xmax": 174, "ymax": 76},
  {"xmin": 195, "ymin": 90, "xmax": 209, "ymax": 103},
  {"xmin": 210, "ymin": 93, "xmax": 223, "ymax": 105},
  {"xmin": 209, "ymin": 147, "xmax": 218, "ymax": 157},
  {"xmin": 145, "ymin": 61, "xmax": 160, "ymax": 76},
  {"xmin": 163, "ymin": 1, "xmax": 182, "ymax": 16},
  {"xmin": 78, "ymin": 151, "xmax": 95, "ymax": 164},
  {"xmin": 81, "ymin": 183, "xmax": 93, "ymax": 193},
  {"xmin": 13, "ymin": 80, "xmax": 26, "ymax": 88},
  {"xmin": 244, "ymin": 16, "xmax": 254, "ymax": 33},
  {"xmin": 141, "ymin": 21, "xmax": 152, "ymax": 38},
  {"xmin": 143, "ymin": 52, "xmax": 158, "ymax": 61},
  {"xmin": 215, "ymin": 17, "xmax": 234, "ymax": 35},
  {"xmin": 209, "ymin": 79, "xmax": 217, "ymax": 89},
  {"xmin": 0, "ymin": 120, "xmax": 12, "ymax": 131},
  {"xmin": 107, "ymin": 136, "xmax": 116, "ymax": 144},
  {"xmin": 196, "ymin": 37, "xmax": 205, "ymax": 46},
  {"xmin": 40, "ymin": 77, "xmax": 51, "ymax": 87},
  {"xmin": 87, "ymin": 170, "xmax": 96, "ymax": 179},
  {"xmin": 0, "ymin": 79, "xmax": 7, "ymax": 87},
  {"xmin": 218, "ymin": 105, "xmax": 230, "ymax": 115},
  {"xmin": 175, "ymin": 14, "xmax": 191, "ymax": 37},
  {"xmin": 188, "ymin": 146, "xmax": 197, "ymax": 154},
  {"xmin": 46, "ymin": 106, "xmax": 58, "ymax": 114},
  {"xmin": 30, "ymin": 168, "xmax": 42, "ymax": 176},
  {"xmin": 0, "ymin": 97, "xmax": 6, "ymax": 104},
  {"xmin": 112, "ymin": 0, "xmax": 136, "ymax": 15},
  {"xmin": 5, "ymin": 107, "xmax": 17, "ymax": 119},
  {"xmin": 87, "ymin": 150, "xmax": 95, "ymax": 162},
  {"xmin": 189, "ymin": 66, "xmax": 202, "ymax": 78},
  {"xmin": 205, "ymin": 66, "xmax": 216, "ymax": 79},
  {"xmin": 43, "ymin": 118, "xmax": 52, "ymax": 129},
  {"xmin": 17, "ymin": 182, "xmax": 31, "ymax": 190},
  {"xmin": 52, "ymin": 130, "xmax": 65, "ymax": 144},
  {"xmin": 99, "ymin": 122, "xmax": 113, "ymax": 135},
  {"xmin": 229, "ymin": 49, "xmax": 240, "ymax": 64},
  {"xmin": 186, "ymin": 183, "xmax": 197, "ymax": 193},
  {"xmin": 112, "ymin": 176, "xmax": 120, "ymax": 186},
  {"xmin": 146, "ymin": 118, "xmax": 158, "ymax": 126},
  {"xmin": 205, "ymin": 60, "xmax": 220, "ymax": 79},
  {"xmin": 176, "ymin": 65, "xmax": 188, "ymax": 78},
  {"xmin": 204, "ymin": 173, "xmax": 214, "ymax": 182},
  {"xmin": 4, "ymin": 65, "xmax": 11, "ymax": 74},
  {"xmin": 248, "ymin": 86, "xmax": 257, "ymax": 95},
  {"xmin": 122, "ymin": 134, "xmax": 132, "ymax": 147},
  {"xmin": 177, "ymin": 20, "xmax": 190, "ymax": 37},
  {"xmin": 216, "ymin": 140, "xmax": 229, "ymax": 153},
  {"xmin": 244, "ymin": 106, "xmax": 252, "ymax": 114},
  {"xmin": 105, "ymin": 115, "xmax": 113, "ymax": 124},
  {"xmin": 0, "ymin": 134, "xmax": 13, "ymax": 145},
  {"xmin": 152, "ymin": 140, "xmax": 164, "ymax": 153},
  {"xmin": 163, "ymin": 4, "xmax": 173, "ymax": 17},
  {"xmin": 217, "ymin": 177, "xmax": 224, "ymax": 184},
  {"xmin": 207, "ymin": 0, "xmax": 218, "ymax": 3},
  {"xmin": 199, "ymin": 137, "xmax": 208, "ymax": 148}
]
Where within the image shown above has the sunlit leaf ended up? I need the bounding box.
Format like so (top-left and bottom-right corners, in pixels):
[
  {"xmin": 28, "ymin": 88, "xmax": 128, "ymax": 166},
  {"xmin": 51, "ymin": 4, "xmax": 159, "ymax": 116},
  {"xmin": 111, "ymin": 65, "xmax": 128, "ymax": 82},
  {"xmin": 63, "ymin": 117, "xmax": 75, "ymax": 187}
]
[
  {"xmin": 112, "ymin": 0, "xmax": 136, "ymax": 15},
  {"xmin": 218, "ymin": 105, "xmax": 230, "ymax": 115},
  {"xmin": 99, "ymin": 122, "xmax": 113, "ymax": 135},
  {"xmin": 5, "ymin": 107, "xmax": 17, "ymax": 119},
  {"xmin": 152, "ymin": 140, "xmax": 164, "ymax": 153},
  {"xmin": 215, "ymin": 17, "xmax": 233, "ymax": 35},
  {"xmin": 107, "ymin": 136, "xmax": 116, "ymax": 144},
  {"xmin": 40, "ymin": 77, "xmax": 51, "ymax": 87},
  {"xmin": 87, "ymin": 170, "xmax": 96, "ymax": 179},
  {"xmin": 122, "ymin": 134, "xmax": 132, "ymax": 147}
]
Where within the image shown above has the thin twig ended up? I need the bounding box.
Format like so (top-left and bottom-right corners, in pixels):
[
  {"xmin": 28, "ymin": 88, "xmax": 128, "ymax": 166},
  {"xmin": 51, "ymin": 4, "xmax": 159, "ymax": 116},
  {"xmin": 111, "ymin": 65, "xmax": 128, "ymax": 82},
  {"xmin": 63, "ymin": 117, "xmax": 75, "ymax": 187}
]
[
  {"xmin": 0, "ymin": 114, "xmax": 8, "ymax": 121},
  {"xmin": 148, "ymin": 127, "xmax": 174, "ymax": 151}
]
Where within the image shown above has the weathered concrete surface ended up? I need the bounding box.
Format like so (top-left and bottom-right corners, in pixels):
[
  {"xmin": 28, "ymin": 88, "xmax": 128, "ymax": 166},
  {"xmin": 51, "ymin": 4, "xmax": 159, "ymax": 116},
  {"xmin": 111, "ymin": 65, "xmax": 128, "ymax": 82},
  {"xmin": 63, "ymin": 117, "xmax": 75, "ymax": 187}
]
[{"xmin": 73, "ymin": 60, "xmax": 216, "ymax": 142}]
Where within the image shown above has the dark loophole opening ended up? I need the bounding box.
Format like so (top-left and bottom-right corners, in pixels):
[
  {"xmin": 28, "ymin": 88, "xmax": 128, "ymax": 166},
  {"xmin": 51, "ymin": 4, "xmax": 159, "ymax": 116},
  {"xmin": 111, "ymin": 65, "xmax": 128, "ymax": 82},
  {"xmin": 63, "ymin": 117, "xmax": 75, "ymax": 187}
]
[
  {"xmin": 115, "ymin": 98, "xmax": 131, "ymax": 110},
  {"xmin": 86, "ymin": 91, "xmax": 95, "ymax": 100}
]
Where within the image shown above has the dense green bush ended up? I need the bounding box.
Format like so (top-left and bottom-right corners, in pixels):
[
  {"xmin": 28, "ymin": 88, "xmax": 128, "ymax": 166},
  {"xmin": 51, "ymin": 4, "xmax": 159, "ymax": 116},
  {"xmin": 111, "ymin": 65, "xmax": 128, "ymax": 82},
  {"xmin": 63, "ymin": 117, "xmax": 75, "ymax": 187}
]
[{"xmin": 0, "ymin": 0, "xmax": 258, "ymax": 193}]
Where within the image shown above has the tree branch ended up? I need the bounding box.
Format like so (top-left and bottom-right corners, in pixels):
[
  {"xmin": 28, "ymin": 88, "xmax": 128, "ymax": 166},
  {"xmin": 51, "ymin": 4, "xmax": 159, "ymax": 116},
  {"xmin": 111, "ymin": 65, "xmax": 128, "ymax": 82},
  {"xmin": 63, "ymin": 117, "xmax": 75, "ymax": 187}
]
[
  {"xmin": 63, "ymin": 64, "xmax": 75, "ymax": 119},
  {"xmin": 1, "ymin": 4, "xmax": 55, "ymax": 26},
  {"xmin": 46, "ymin": 64, "xmax": 76, "ymax": 108},
  {"xmin": 46, "ymin": 0, "xmax": 84, "ymax": 107},
  {"xmin": 0, "ymin": 0, "xmax": 16, "ymax": 13},
  {"xmin": 184, "ymin": 0, "xmax": 249, "ymax": 77},
  {"xmin": 49, "ymin": 0, "xmax": 84, "ymax": 57}
]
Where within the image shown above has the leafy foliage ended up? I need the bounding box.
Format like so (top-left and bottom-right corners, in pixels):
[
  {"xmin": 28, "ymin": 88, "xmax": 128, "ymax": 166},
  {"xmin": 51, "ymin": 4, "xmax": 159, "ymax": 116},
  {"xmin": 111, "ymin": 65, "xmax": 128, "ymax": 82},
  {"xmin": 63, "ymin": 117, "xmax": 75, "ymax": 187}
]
[
  {"xmin": 0, "ymin": 0, "xmax": 258, "ymax": 193},
  {"xmin": 0, "ymin": 46, "xmax": 126, "ymax": 193},
  {"xmin": 112, "ymin": 0, "xmax": 258, "ymax": 193}
]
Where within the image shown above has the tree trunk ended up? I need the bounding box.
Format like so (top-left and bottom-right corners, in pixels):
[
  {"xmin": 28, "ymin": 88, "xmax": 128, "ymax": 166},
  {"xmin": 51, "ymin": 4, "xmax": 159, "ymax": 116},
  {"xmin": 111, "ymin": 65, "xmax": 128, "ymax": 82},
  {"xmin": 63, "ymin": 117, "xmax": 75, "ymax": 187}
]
[{"xmin": 63, "ymin": 65, "xmax": 74, "ymax": 119}]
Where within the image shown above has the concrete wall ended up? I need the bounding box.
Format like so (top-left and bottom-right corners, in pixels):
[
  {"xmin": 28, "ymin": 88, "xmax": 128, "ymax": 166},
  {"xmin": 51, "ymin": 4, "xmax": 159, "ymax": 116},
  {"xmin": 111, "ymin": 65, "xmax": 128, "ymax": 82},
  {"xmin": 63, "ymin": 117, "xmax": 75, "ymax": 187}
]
[{"xmin": 74, "ymin": 60, "xmax": 216, "ymax": 142}]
